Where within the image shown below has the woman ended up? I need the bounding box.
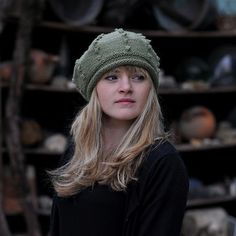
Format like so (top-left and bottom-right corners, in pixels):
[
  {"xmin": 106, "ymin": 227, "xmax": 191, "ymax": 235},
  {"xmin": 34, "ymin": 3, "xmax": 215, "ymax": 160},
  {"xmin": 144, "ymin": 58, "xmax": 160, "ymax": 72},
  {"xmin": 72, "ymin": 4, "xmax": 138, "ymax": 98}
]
[{"xmin": 49, "ymin": 28, "xmax": 189, "ymax": 236}]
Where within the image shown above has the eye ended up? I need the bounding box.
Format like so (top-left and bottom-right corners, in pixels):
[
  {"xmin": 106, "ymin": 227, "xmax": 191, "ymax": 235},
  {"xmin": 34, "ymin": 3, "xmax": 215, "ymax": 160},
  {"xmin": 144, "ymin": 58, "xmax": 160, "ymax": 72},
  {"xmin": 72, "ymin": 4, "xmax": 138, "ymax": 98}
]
[
  {"xmin": 104, "ymin": 75, "xmax": 118, "ymax": 81},
  {"xmin": 132, "ymin": 75, "xmax": 145, "ymax": 81}
]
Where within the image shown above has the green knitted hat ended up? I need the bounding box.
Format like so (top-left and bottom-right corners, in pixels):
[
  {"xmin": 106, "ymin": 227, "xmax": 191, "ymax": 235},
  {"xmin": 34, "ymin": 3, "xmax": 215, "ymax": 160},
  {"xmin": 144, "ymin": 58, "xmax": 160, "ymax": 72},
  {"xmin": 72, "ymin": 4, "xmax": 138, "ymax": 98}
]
[{"xmin": 72, "ymin": 28, "xmax": 160, "ymax": 101}]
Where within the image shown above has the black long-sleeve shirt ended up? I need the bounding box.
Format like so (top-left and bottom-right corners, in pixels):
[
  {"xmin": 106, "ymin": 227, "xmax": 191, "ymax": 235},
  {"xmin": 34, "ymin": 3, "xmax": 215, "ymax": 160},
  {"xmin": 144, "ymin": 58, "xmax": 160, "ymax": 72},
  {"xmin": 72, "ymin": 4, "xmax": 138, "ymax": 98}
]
[{"xmin": 50, "ymin": 140, "xmax": 189, "ymax": 236}]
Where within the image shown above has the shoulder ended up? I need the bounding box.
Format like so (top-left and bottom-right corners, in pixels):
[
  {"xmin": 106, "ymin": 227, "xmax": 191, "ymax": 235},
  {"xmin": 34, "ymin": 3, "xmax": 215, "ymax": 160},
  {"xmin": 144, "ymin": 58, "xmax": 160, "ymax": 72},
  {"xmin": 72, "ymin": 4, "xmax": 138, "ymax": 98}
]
[
  {"xmin": 138, "ymin": 139, "xmax": 188, "ymax": 187},
  {"xmin": 150, "ymin": 138, "xmax": 178, "ymax": 156},
  {"xmin": 144, "ymin": 139, "xmax": 180, "ymax": 167}
]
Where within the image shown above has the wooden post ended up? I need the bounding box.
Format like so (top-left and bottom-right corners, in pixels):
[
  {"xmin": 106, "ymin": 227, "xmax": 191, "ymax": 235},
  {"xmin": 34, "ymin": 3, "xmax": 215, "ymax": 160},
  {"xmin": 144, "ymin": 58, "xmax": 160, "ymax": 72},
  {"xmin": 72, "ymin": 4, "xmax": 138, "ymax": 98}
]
[
  {"xmin": 0, "ymin": 1, "xmax": 12, "ymax": 233},
  {"xmin": 4, "ymin": 0, "xmax": 44, "ymax": 235},
  {"xmin": 0, "ymin": 82, "xmax": 11, "ymax": 236}
]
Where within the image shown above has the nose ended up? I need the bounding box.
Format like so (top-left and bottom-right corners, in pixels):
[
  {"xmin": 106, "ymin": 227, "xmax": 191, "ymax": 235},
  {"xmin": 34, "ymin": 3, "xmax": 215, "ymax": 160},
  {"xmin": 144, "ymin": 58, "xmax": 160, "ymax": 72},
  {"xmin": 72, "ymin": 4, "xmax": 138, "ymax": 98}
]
[{"xmin": 118, "ymin": 76, "xmax": 132, "ymax": 93}]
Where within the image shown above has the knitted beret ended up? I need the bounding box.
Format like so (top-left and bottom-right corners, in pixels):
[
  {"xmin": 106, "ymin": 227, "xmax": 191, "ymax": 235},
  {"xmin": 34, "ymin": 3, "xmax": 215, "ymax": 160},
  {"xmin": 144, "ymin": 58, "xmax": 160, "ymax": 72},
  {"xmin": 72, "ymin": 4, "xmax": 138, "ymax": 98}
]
[{"xmin": 72, "ymin": 28, "xmax": 160, "ymax": 101}]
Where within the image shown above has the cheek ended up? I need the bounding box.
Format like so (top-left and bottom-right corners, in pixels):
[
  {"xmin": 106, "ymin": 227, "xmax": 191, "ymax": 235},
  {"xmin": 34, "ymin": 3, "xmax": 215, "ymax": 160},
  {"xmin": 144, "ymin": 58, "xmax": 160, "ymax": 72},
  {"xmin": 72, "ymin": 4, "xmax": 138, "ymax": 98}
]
[
  {"xmin": 144, "ymin": 87, "xmax": 151, "ymax": 98},
  {"xmin": 98, "ymin": 95, "xmax": 109, "ymax": 111},
  {"xmin": 96, "ymin": 83, "xmax": 105, "ymax": 100},
  {"xmin": 138, "ymin": 85, "xmax": 152, "ymax": 107},
  {"xmin": 96, "ymin": 85, "xmax": 111, "ymax": 110}
]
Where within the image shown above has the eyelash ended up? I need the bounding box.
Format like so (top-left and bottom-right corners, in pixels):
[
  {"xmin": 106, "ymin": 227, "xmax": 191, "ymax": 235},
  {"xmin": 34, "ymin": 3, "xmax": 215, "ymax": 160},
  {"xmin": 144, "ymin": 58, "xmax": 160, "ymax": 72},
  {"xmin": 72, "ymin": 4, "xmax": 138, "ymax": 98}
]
[
  {"xmin": 104, "ymin": 75, "xmax": 145, "ymax": 81},
  {"xmin": 133, "ymin": 75, "xmax": 145, "ymax": 81},
  {"xmin": 104, "ymin": 75, "xmax": 118, "ymax": 81}
]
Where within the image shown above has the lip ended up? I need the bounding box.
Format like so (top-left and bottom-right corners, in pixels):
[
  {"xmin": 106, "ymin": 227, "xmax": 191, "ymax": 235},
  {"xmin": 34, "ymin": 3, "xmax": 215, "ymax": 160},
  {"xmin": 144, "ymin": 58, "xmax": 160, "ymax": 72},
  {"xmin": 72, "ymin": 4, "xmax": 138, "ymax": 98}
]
[{"xmin": 115, "ymin": 98, "xmax": 135, "ymax": 103}]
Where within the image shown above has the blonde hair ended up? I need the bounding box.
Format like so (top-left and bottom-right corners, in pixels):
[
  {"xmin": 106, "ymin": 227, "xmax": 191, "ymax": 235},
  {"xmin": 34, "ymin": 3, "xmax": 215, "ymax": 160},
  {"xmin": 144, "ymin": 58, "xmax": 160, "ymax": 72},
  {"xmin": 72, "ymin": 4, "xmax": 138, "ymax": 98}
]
[{"xmin": 50, "ymin": 66, "xmax": 166, "ymax": 197}]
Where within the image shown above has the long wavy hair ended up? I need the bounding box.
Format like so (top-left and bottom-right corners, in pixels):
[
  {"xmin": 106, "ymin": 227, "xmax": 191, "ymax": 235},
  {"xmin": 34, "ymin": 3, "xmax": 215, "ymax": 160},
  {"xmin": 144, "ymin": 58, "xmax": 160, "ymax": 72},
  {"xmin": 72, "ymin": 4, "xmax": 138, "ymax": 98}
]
[{"xmin": 50, "ymin": 67, "xmax": 167, "ymax": 197}]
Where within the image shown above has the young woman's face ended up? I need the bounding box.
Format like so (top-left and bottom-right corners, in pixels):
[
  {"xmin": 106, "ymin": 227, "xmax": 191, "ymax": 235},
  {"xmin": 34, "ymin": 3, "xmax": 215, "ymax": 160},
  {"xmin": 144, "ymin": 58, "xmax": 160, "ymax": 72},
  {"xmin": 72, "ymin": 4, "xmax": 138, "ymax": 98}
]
[{"xmin": 96, "ymin": 66, "xmax": 152, "ymax": 122}]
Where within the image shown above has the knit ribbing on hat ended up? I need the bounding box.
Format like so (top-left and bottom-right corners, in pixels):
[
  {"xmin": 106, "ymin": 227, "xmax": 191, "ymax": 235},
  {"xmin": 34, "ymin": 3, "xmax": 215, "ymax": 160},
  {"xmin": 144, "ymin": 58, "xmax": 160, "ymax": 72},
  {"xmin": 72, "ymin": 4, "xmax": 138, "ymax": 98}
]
[{"xmin": 72, "ymin": 28, "xmax": 160, "ymax": 101}]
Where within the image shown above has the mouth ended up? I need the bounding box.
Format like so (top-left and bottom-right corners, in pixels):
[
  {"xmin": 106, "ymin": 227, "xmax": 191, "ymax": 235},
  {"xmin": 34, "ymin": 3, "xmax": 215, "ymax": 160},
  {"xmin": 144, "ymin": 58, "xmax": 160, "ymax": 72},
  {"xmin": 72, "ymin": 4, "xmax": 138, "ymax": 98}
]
[{"xmin": 115, "ymin": 99, "xmax": 135, "ymax": 103}]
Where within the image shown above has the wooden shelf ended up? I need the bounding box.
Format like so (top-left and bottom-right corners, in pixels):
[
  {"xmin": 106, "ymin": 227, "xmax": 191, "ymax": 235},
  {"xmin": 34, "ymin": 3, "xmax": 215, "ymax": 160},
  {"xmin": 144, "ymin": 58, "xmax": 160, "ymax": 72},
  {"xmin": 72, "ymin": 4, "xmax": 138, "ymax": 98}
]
[
  {"xmin": 2, "ymin": 147, "xmax": 63, "ymax": 156},
  {"xmin": 0, "ymin": 82, "xmax": 76, "ymax": 93},
  {"xmin": 158, "ymin": 86, "xmax": 236, "ymax": 95},
  {"xmin": 5, "ymin": 16, "xmax": 236, "ymax": 38},
  {"xmin": 40, "ymin": 21, "xmax": 236, "ymax": 38},
  {"xmin": 6, "ymin": 208, "xmax": 51, "ymax": 217},
  {"xmin": 25, "ymin": 84, "xmax": 76, "ymax": 93},
  {"xmin": 176, "ymin": 141, "xmax": 236, "ymax": 152},
  {"xmin": 187, "ymin": 195, "xmax": 236, "ymax": 208}
]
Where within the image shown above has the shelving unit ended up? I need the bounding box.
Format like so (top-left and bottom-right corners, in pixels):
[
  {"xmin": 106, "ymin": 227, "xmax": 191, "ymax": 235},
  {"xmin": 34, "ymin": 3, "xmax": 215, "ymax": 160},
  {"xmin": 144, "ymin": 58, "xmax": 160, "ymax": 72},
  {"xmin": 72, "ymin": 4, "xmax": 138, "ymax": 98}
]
[{"xmin": 1, "ymin": 12, "xmax": 236, "ymax": 235}]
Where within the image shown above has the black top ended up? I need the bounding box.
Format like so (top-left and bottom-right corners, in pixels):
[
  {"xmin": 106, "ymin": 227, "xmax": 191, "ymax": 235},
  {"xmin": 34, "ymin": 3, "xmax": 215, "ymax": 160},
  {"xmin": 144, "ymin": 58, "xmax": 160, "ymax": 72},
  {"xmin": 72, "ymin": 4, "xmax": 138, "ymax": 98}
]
[
  {"xmin": 52, "ymin": 185, "xmax": 126, "ymax": 236},
  {"xmin": 50, "ymin": 140, "xmax": 189, "ymax": 236}
]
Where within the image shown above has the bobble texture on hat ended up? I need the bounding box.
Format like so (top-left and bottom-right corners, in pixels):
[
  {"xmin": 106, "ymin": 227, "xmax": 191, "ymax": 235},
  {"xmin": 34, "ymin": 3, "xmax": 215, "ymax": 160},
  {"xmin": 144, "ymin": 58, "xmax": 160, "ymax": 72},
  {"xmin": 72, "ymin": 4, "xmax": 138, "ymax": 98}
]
[{"xmin": 72, "ymin": 28, "xmax": 160, "ymax": 101}]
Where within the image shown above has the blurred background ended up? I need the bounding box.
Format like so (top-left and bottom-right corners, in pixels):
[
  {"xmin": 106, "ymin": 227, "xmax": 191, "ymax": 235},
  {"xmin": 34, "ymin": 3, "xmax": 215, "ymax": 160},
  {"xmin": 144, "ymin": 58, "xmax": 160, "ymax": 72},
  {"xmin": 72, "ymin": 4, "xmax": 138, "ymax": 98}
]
[{"xmin": 1, "ymin": 0, "xmax": 236, "ymax": 235}]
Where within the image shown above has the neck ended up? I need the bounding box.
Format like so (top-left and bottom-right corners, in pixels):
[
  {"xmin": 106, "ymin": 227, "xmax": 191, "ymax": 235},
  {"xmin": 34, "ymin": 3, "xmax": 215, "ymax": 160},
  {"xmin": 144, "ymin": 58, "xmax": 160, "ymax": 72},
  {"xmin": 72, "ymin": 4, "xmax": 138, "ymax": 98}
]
[{"xmin": 102, "ymin": 116, "xmax": 133, "ymax": 151}]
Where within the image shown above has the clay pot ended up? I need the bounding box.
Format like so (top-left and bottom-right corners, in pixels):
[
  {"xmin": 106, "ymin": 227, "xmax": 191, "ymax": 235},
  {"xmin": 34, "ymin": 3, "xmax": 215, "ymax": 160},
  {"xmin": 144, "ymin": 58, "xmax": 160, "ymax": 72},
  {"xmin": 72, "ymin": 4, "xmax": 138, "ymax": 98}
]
[
  {"xmin": 49, "ymin": 0, "xmax": 104, "ymax": 26},
  {"xmin": 29, "ymin": 49, "xmax": 59, "ymax": 84},
  {"xmin": 0, "ymin": 61, "xmax": 12, "ymax": 82},
  {"xmin": 3, "ymin": 166, "xmax": 38, "ymax": 214},
  {"xmin": 179, "ymin": 106, "xmax": 216, "ymax": 141},
  {"xmin": 20, "ymin": 119, "xmax": 44, "ymax": 146},
  {"xmin": 43, "ymin": 133, "xmax": 67, "ymax": 153},
  {"xmin": 152, "ymin": 0, "xmax": 217, "ymax": 32}
]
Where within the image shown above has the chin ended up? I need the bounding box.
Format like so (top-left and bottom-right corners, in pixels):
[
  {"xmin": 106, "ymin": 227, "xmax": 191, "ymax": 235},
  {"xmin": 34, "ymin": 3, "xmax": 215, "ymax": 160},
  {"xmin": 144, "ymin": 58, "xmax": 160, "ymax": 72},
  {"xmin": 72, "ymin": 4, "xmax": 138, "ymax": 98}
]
[{"xmin": 114, "ymin": 114, "xmax": 139, "ymax": 121}]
